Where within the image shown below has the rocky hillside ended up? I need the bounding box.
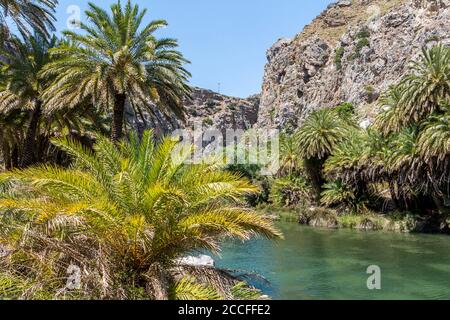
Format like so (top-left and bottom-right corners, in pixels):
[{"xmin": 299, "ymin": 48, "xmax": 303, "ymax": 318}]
[
  {"xmin": 257, "ymin": 0, "xmax": 450, "ymax": 130},
  {"xmin": 128, "ymin": 87, "xmax": 259, "ymax": 135},
  {"xmin": 183, "ymin": 88, "xmax": 259, "ymax": 133}
]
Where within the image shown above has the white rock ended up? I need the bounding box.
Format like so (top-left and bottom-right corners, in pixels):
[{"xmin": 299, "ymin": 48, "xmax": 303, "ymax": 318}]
[
  {"xmin": 176, "ymin": 255, "xmax": 215, "ymax": 267},
  {"xmin": 359, "ymin": 119, "xmax": 372, "ymax": 129}
]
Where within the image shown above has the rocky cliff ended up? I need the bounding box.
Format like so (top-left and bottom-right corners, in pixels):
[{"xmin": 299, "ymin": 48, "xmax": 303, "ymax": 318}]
[
  {"xmin": 257, "ymin": 0, "xmax": 450, "ymax": 130},
  {"xmin": 128, "ymin": 87, "xmax": 259, "ymax": 135}
]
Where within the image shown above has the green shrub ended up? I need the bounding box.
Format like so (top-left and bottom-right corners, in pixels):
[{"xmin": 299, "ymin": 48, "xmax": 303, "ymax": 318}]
[
  {"xmin": 337, "ymin": 214, "xmax": 385, "ymax": 230},
  {"xmin": 202, "ymin": 117, "xmax": 214, "ymax": 126},
  {"xmin": 349, "ymin": 37, "xmax": 370, "ymax": 60},
  {"xmin": 335, "ymin": 102, "xmax": 355, "ymax": 120},
  {"xmin": 270, "ymin": 176, "xmax": 310, "ymax": 207},
  {"xmin": 334, "ymin": 47, "xmax": 345, "ymax": 70},
  {"xmin": 356, "ymin": 28, "xmax": 370, "ymax": 39},
  {"xmin": 321, "ymin": 179, "xmax": 356, "ymax": 208}
]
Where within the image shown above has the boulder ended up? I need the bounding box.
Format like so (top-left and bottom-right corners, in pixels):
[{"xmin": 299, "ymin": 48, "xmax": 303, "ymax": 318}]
[{"xmin": 176, "ymin": 255, "xmax": 215, "ymax": 267}]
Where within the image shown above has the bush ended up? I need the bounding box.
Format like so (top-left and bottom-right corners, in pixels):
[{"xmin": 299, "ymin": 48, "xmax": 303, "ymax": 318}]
[
  {"xmin": 335, "ymin": 102, "xmax": 355, "ymax": 120},
  {"xmin": 355, "ymin": 38, "xmax": 370, "ymax": 55},
  {"xmin": 356, "ymin": 28, "xmax": 370, "ymax": 39},
  {"xmin": 334, "ymin": 47, "xmax": 345, "ymax": 70},
  {"xmin": 270, "ymin": 176, "xmax": 310, "ymax": 208},
  {"xmin": 202, "ymin": 117, "xmax": 214, "ymax": 127}
]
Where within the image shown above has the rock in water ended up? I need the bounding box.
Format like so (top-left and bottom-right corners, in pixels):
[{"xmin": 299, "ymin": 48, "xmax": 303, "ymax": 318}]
[{"xmin": 176, "ymin": 255, "xmax": 215, "ymax": 267}]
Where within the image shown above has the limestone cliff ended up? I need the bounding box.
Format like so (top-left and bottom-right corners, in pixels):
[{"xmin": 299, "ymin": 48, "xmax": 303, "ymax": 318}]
[
  {"xmin": 128, "ymin": 87, "xmax": 259, "ymax": 135},
  {"xmin": 257, "ymin": 0, "xmax": 450, "ymax": 130}
]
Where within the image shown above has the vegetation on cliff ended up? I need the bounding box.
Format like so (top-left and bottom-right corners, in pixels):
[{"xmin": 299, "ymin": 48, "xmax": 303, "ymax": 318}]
[{"xmin": 264, "ymin": 45, "xmax": 449, "ymax": 233}]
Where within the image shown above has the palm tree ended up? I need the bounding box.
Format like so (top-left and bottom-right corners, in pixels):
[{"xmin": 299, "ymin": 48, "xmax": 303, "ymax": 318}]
[
  {"xmin": 0, "ymin": 109, "xmax": 26, "ymax": 169},
  {"xmin": 399, "ymin": 44, "xmax": 449, "ymax": 125},
  {"xmin": 417, "ymin": 109, "xmax": 450, "ymax": 211},
  {"xmin": 0, "ymin": 0, "xmax": 56, "ymax": 38},
  {"xmin": 0, "ymin": 34, "xmax": 56, "ymax": 167},
  {"xmin": 0, "ymin": 130, "xmax": 282, "ymax": 299},
  {"xmin": 295, "ymin": 108, "xmax": 348, "ymax": 203},
  {"xmin": 320, "ymin": 179, "xmax": 357, "ymax": 211},
  {"xmin": 324, "ymin": 128, "xmax": 367, "ymax": 183},
  {"xmin": 41, "ymin": 1, "xmax": 191, "ymax": 142},
  {"xmin": 418, "ymin": 109, "xmax": 450, "ymax": 164},
  {"xmin": 374, "ymin": 85, "xmax": 405, "ymax": 135},
  {"xmin": 278, "ymin": 133, "xmax": 302, "ymax": 177}
]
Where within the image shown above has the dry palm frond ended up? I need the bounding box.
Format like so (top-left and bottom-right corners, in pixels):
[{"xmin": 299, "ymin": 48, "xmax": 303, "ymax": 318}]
[{"xmin": 0, "ymin": 130, "xmax": 282, "ymax": 300}]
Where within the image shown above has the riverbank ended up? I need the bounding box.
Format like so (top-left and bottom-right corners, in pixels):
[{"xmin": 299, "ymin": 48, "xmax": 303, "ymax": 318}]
[
  {"xmin": 216, "ymin": 221, "xmax": 450, "ymax": 300},
  {"xmin": 259, "ymin": 206, "xmax": 450, "ymax": 234}
]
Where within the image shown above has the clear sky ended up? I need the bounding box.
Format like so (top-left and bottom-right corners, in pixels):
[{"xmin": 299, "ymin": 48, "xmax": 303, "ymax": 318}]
[{"xmin": 54, "ymin": 0, "xmax": 334, "ymax": 98}]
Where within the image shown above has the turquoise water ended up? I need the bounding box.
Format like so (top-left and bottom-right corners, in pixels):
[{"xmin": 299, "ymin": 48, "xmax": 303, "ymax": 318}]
[{"xmin": 214, "ymin": 222, "xmax": 450, "ymax": 300}]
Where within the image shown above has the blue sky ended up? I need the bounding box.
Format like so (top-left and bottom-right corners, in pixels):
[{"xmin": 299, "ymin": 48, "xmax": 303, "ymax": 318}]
[{"xmin": 54, "ymin": 0, "xmax": 334, "ymax": 97}]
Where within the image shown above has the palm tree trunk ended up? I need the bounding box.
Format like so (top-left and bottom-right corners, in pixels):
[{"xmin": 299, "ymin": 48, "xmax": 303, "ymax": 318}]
[
  {"xmin": 145, "ymin": 263, "xmax": 171, "ymax": 300},
  {"xmin": 389, "ymin": 180, "xmax": 400, "ymax": 209},
  {"xmin": 11, "ymin": 144, "xmax": 19, "ymax": 168},
  {"xmin": 1, "ymin": 140, "xmax": 12, "ymax": 170},
  {"xmin": 21, "ymin": 100, "xmax": 42, "ymax": 168},
  {"xmin": 304, "ymin": 157, "xmax": 325, "ymax": 205},
  {"xmin": 111, "ymin": 93, "xmax": 126, "ymax": 143}
]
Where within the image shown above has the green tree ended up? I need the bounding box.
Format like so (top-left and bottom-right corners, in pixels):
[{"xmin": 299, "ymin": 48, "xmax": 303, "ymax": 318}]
[
  {"xmin": 295, "ymin": 108, "xmax": 348, "ymax": 203},
  {"xmin": 0, "ymin": 130, "xmax": 282, "ymax": 299},
  {"xmin": 399, "ymin": 44, "xmax": 449, "ymax": 125},
  {"xmin": 41, "ymin": 1, "xmax": 191, "ymax": 142},
  {"xmin": 0, "ymin": 0, "xmax": 56, "ymax": 37},
  {"xmin": 0, "ymin": 34, "xmax": 56, "ymax": 167}
]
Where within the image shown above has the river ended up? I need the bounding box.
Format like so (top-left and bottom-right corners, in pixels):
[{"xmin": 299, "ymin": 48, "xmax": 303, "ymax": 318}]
[{"xmin": 214, "ymin": 221, "xmax": 450, "ymax": 300}]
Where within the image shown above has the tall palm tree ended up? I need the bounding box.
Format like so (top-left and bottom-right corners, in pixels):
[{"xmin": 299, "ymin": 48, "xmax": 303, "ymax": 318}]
[
  {"xmin": 0, "ymin": 109, "xmax": 26, "ymax": 169},
  {"xmin": 41, "ymin": 1, "xmax": 191, "ymax": 142},
  {"xmin": 294, "ymin": 108, "xmax": 348, "ymax": 203},
  {"xmin": 0, "ymin": 33, "xmax": 56, "ymax": 167},
  {"xmin": 399, "ymin": 44, "xmax": 449, "ymax": 125},
  {"xmin": 418, "ymin": 109, "xmax": 450, "ymax": 164},
  {"xmin": 0, "ymin": 130, "xmax": 282, "ymax": 299},
  {"xmin": 374, "ymin": 85, "xmax": 405, "ymax": 135},
  {"xmin": 0, "ymin": 0, "xmax": 56, "ymax": 38},
  {"xmin": 278, "ymin": 133, "xmax": 302, "ymax": 177}
]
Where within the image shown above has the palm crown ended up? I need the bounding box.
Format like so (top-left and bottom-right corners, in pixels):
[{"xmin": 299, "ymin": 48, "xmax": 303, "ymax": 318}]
[
  {"xmin": 0, "ymin": 33, "xmax": 57, "ymax": 167},
  {"xmin": 295, "ymin": 108, "xmax": 348, "ymax": 160},
  {"xmin": 0, "ymin": 0, "xmax": 56, "ymax": 37},
  {"xmin": 41, "ymin": 1, "xmax": 191, "ymax": 142},
  {"xmin": 0, "ymin": 130, "xmax": 282, "ymax": 299}
]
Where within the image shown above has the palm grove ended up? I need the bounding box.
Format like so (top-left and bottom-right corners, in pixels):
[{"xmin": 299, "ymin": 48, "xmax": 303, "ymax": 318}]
[
  {"xmin": 0, "ymin": 0, "xmax": 449, "ymax": 301},
  {"xmin": 269, "ymin": 44, "xmax": 449, "ymax": 232},
  {"xmin": 0, "ymin": 0, "xmax": 282, "ymax": 299}
]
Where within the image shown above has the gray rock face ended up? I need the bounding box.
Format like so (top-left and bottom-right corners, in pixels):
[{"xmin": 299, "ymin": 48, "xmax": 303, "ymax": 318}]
[
  {"xmin": 183, "ymin": 87, "xmax": 259, "ymax": 133},
  {"xmin": 257, "ymin": 0, "xmax": 450, "ymax": 130},
  {"xmin": 128, "ymin": 87, "xmax": 260, "ymax": 136}
]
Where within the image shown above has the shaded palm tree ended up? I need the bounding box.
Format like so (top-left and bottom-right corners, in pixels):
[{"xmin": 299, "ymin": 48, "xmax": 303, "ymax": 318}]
[
  {"xmin": 0, "ymin": 130, "xmax": 282, "ymax": 299},
  {"xmin": 294, "ymin": 108, "xmax": 348, "ymax": 203},
  {"xmin": 41, "ymin": 1, "xmax": 191, "ymax": 142},
  {"xmin": 418, "ymin": 109, "xmax": 450, "ymax": 165},
  {"xmin": 0, "ymin": 0, "xmax": 56, "ymax": 37},
  {"xmin": 0, "ymin": 109, "xmax": 26, "ymax": 169},
  {"xmin": 0, "ymin": 33, "xmax": 56, "ymax": 167},
  {"xmin": 278, "ymin": 133, "xmax": 303, "ymax": 177},
  {"xmin": 320, "ymin": 179, "xmax": 357, "ymax": 211}
]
